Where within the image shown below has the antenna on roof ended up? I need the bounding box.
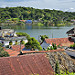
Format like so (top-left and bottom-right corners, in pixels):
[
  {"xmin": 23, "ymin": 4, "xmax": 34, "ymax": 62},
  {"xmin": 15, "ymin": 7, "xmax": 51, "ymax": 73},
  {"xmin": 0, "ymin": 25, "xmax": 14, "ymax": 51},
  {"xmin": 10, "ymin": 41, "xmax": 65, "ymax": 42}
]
[{"xmin": 52, "ymin": 33, "xmax": 53, "ymax": 38}]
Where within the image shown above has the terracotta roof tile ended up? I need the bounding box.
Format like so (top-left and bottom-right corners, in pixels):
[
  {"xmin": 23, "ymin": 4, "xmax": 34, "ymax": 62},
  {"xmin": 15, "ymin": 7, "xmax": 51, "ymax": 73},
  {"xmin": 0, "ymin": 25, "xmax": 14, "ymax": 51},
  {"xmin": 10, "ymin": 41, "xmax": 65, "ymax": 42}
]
[
  {"xmin": 22, "ymin": 49, "xmax": 64, "ymax": 54},
  {"xmin": 0, "ymin": 54, "xmax": 54, "ymax": 75},
  {"xmin": 11, "ymin": 45, "xmax": 25, "ymax": 52},
  {"xmin": 4, "ymin": 49, "xmax": 19, "ymax": 56},
  {"xmin": 45, "ymin": 38, "xmax": 74, "ymax": 47}
]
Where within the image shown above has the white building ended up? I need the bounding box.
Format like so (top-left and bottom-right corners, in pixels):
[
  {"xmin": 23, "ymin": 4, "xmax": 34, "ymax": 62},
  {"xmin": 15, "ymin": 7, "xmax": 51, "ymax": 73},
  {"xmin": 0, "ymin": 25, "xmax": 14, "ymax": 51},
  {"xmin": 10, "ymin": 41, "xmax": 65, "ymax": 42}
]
[{"xmin": 0, "ymin": 29, "xmax": 28, "ymax": 47}]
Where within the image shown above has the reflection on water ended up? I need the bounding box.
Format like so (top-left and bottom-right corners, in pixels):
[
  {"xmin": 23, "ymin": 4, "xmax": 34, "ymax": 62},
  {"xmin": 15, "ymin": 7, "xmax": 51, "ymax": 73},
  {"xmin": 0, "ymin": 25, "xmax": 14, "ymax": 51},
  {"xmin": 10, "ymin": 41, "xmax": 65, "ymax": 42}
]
[{"xmin": 1, "ymin": 25, "xmax": 75, "ymax": 40}]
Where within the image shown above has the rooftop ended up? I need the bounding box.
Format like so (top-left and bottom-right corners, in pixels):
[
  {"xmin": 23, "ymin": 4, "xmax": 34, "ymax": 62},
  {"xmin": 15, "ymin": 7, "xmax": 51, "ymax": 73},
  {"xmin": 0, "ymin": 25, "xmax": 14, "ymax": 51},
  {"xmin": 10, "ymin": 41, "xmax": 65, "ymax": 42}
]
[
  {"xmin": 45, "ymin": 38, "xmax": 74, "ymax": 47},
  {"xmin": 11, "ymin": 45, "xmax": 25, "ymax": 52},
  {"xmin": 66, "ymin": 27, "xmax": 75, "ymax": 34},
  {"xmin": 0, "ymin": 29, "xmax": 14, "ymax": 32},
  {"xmin": 4, "ymin": 49, "xmax": 19, "ymax": 56},
  {"xmin": 0, "ymin": 36, "xmax": 27, "ymax": 41},
  {"xmin": 0, "ymin": 54, "xmax": 54, "ymax": 75}
]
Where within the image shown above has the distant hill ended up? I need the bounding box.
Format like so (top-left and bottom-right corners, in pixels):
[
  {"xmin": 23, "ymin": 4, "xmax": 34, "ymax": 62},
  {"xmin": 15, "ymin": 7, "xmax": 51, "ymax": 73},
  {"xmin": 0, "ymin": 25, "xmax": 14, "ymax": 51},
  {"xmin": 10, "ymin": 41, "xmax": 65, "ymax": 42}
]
[{"xmin": 0, "ymin": 7, "xmax": 75, "ymax": 26}]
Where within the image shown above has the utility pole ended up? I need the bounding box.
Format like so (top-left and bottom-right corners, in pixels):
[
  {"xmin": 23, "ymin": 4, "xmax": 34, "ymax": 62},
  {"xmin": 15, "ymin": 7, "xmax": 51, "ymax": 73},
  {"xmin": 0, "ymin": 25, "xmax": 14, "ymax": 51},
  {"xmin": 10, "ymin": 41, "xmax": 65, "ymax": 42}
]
[
  {"xmin": 52, "ymin": 33, "xmax": 53, "ymax": 38},
  {"xmin": 20, "ymin": 40, "xmax": 23, "ymax": 55}
]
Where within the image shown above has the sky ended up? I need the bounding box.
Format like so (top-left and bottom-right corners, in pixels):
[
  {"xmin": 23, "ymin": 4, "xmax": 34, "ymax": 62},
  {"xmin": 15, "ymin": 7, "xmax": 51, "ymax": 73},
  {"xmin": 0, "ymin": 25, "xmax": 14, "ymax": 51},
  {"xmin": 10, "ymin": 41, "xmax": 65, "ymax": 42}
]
[{"xmin": 0, "ymin": 0, "xmax": 75, "ymax": 12}]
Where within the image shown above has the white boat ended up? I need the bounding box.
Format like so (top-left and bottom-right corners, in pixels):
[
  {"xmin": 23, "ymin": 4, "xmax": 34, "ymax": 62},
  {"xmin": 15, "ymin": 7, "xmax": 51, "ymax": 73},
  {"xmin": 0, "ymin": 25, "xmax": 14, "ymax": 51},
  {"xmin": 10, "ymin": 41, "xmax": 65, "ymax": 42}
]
[{"xmin": 65, "ymin": 49, "xmax": 75, "ymax": 57}]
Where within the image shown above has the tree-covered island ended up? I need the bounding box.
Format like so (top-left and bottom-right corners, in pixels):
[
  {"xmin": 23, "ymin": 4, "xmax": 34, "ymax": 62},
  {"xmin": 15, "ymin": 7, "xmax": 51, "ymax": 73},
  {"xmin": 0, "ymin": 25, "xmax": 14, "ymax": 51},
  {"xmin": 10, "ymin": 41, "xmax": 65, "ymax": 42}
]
[{"xmin": 0, "ymin": 7, "xmax": 75, "ymax": 27}]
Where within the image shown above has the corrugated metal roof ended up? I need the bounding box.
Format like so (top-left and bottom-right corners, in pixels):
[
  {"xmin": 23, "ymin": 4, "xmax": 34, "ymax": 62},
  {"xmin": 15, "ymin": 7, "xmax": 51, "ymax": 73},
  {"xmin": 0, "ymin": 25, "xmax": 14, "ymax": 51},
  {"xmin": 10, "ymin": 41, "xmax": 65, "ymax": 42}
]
[{"xmin": 0, "ymin": 54, "xmax": 54, "ymax": 75}]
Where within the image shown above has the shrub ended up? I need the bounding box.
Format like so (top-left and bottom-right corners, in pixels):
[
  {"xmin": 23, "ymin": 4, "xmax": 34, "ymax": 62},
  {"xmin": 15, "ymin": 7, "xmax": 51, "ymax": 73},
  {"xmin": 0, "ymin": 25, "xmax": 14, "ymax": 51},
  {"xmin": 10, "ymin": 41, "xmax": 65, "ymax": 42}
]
[
  {"xmin": 9, "ymin": 40, "xmax": 12, "ymax": 45},
  {"xmin": 70, "ymin": 43, "xmax": 75, "ymax": 48},
  {"xmin": 55, "ymin": 61, "xmax": 60, "ymax": 74},
  {"xmin": 15, "ymin": 40, "xmax": 18, "ymax": 45}
]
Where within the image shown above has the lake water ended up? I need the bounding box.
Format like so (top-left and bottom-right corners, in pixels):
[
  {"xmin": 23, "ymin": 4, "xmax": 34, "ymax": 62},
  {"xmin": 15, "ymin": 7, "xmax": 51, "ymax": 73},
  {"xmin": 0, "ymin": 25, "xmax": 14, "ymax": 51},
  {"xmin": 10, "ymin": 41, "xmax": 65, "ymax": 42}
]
[{"xmin": 16, "ymin": 25, "xmax": 75, "ymax": 40}]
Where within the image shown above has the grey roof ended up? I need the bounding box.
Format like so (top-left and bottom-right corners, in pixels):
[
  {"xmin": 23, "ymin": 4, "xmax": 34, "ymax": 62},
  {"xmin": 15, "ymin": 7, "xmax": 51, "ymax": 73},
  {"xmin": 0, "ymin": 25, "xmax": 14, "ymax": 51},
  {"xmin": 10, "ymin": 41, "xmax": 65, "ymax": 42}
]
[
  {"xmin": 0, "ymin": 36, "xmax": 27, "ymax": 41},
  {"xmin": 66, "ymin": 28, "xmax": 75, "ymax": 34}
]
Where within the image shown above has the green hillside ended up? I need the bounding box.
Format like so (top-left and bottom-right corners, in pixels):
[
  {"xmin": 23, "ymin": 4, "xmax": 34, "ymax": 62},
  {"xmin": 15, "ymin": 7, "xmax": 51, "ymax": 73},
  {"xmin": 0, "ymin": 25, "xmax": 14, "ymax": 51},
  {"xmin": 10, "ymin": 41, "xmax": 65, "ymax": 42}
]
[{"xmin": 0, "ymin": 7, "xmax": 75, "ymax": 26}]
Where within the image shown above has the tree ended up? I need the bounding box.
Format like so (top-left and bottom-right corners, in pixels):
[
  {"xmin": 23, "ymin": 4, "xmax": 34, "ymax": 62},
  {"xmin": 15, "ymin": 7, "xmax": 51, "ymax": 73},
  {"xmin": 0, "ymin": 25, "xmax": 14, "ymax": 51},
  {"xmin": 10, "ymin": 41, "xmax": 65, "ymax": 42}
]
[
  {"xmin": 0, "ymin": 43, "xmax": 9, "ymax": 57},
  {"xmin": 25, "ymin": 37, "xmax": 42, "ymax": 50},
  {"xmin": 9, "ymin": 40, "xmax": 12, "ymax": 45},
  {"xmin": 40, "ymin": 35, "xmax": 49, "ymax": 42},
  {"xmin": 15, "ymin": 40, "xmax": 18, "ymax": 45},
  {"xmin": 16, "ymin": 32, "xmax": 31, "ymax": 40},
  {"xmin": 21, "ymin": 39, "xmax": 25, "ymax": 44}
]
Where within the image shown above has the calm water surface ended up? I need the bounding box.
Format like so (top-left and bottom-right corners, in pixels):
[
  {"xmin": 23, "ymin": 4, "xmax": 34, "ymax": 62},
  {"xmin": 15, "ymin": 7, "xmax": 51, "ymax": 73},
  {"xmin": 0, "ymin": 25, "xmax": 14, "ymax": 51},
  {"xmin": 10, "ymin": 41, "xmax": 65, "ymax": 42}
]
[{"xmin": 16, "ymin": 26, "xmax": 75, "ymax": 40}]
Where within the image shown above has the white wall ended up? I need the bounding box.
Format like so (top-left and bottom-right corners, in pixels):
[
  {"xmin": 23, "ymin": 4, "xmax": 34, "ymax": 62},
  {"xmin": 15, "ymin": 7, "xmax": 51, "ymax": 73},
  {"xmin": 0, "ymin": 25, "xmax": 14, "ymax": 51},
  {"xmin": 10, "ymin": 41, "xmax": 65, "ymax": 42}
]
[{"xmin": 1, "ymin": 39, "xmax": 28, "ymax": 47}]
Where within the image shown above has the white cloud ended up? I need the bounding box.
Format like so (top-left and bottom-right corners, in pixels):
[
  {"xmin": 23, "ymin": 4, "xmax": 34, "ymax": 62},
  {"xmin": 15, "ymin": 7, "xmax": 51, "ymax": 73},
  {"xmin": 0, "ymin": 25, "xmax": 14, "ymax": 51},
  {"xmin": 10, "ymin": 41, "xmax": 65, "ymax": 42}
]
[{"xmin": 0, "ymin": 0, "xmax": 75, "ymax": 12}]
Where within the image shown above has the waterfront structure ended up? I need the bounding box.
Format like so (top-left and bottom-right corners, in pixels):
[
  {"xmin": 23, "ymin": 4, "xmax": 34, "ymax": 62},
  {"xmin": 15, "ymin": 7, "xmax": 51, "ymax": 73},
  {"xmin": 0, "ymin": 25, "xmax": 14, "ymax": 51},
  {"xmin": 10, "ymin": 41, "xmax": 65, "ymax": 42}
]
[
  {"xmin": 25, "ymin": 20, "xmax": 32, "ymax": 24},
  {"xmin": 0, "ymin": 28, "xmax": 28, "ymax": 47},
  {"xmin": 66, "ymin": 27, "xmax": 75, "ymax": 37},
  {"xmin": 66, "ymin": 27, "xmax": 75, "ymax": 42}
]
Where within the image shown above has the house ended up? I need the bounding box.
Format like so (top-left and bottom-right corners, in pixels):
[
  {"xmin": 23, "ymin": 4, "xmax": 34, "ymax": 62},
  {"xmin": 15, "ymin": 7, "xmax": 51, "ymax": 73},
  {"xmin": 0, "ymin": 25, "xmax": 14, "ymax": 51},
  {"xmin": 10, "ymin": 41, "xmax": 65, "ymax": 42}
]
[
  {"xmin": 66, "ymin": 27, "xmax": 75, "ymax": 37},
  {"xmin": 66, "ymin": 27, "xmax": 75, "ymax": 42},
  {"xmin": 41, "ymin": 38, "xmax": 74, "ymax": 49},
  {"xmin": 0, "ymin": 54, "xmax": 54, "ymax": 75},
  {"xmin": 41, "ymin": 40, "xmax": 52, "ymax": 50},
  {"xmin": 0, "ymin": 28, "xmax": 28, "ymax": 47},
  {"xmin": 25, "ymin": 20, "xmax": 32, "ymax": 24},
  {"xmin": 20, "ymin": 20, "xmax": 26, "ymax": 22}
]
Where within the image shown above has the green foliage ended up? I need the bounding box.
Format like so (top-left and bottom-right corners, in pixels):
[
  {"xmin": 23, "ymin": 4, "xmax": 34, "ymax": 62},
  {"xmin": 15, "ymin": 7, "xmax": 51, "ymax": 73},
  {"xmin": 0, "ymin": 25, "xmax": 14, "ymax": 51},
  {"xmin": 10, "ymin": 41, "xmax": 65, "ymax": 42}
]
[
  {"xmin": 70, "ymin": 43, "xmax": 75, "ymax": 48},
  {"xmin": 25, "ymin": 37, "xmax": 42, "ymax": 50},
  {"xmin": 0, "ymin": 51, "xmax": 9, "ymax": 57},
  {"xmin": 47, "ymin": 43, "xmax": 57, "ymax": 50},
  {"xmin": 52, "ymin": 43, "xmax": 57, "ymax": 50},
  {"xmin": 16, "ymin": 32, "xmax": 30, "ymax": 40},
  {"xmin": 47, "ymin": 46, "xmax": 54, "ymax": 50},
  {"xmin": 9, "ymin": 40, "xmax": 12, "ymax": 45},
  {"xmin": 0, "ymin": 43, "xmax": 9, "ymax": 57},
  {"xmin": 21, "ymin": 39, "xmax": 25, "ymax": 44},
  {"xmin": 0, "ymin": 7, "xmax": 74, "ymax": 26},
  {"xmin": 57, "ymin": 44, "xmax": 61, "ymax": 48},
  {"xmin": 40, "ymin": 35, "xmax": 49, "ymax": 42},
  {"xmin": 5, "ymin": 45, "xmax": 9, "ymax": 48},
  {"xmin": 56, "ymin": 71, "xmax": 75, "ymax": 75},
  {"xmin": 15, "ymin": 40, "xmax": 18, "ymax": 45},
  {"xmin": 37, "ymin": 22, "xmax": 43, "ymax": 26},
  {"xmin": 55, "ymin": 61, "xmax": 60, "ymax": 74}
]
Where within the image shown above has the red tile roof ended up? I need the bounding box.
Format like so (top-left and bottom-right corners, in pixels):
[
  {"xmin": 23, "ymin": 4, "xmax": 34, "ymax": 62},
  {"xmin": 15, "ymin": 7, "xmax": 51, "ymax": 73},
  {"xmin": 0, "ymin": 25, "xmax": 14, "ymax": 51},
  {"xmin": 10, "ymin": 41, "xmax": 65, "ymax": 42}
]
[
  {"xmin": 4, "ymin": 49, "xmax": 19, "ymax": 56},
  {"xmin": 22, "ymin": 49, "xmax": 64, "ymax": 54},
  {"xmin": 45, "ymin": 38, "xmax": 74, "ymax": 47},
  {"xmin": 0, "ymin": 54, "xmax": 54, "ymax": 75},
  {"xmin": 11, "ymin": 45, "xmax": 25, "ymax": 52}
]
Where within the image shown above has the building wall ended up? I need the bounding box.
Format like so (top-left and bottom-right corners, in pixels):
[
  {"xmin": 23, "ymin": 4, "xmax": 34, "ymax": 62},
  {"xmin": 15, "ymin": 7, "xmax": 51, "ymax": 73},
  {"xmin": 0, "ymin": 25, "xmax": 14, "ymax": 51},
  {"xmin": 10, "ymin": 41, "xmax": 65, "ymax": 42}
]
[
  {"xmin": 0, "ymin": 39, "xmax": 28, "ymax": 47},
  {"xmin": 41, "ymin": 41, "xmax": 51, "ymax": 50}
]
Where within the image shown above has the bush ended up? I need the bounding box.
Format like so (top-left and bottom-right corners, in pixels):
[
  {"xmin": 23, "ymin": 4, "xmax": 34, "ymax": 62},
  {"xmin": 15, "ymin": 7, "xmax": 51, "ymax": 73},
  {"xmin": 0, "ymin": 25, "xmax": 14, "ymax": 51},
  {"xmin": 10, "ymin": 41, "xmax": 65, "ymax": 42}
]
[
  {"xmin": 25, "ymin": 37, "xmax": 42, "ymax": 50},
  {"xmin": 70, "ymin": 43, "xmax": 75, "ymax": 48},
  {"xmin": 9, "ymin": 40, "xmax": 12, "ymax": 45},
  {"xmin": 47, "ymin": 43, "xmax": 57, "ymax": 51},
  {"xmin": 20, "ymin": 39, "xmax": 25, "ymax": 44},
  {"xmin": 0, "ymin": 44, "xmax": 9, "ymax": 57},
  {"xmin": 6, "ymin": 45, "xmax": 9, "ymax": 48},
  {"xmin": 15, "ymin": 40, "xmax": 18, "ymax": 45},
  {"xmin": 0, "ymin": 51, "xmax": 9, "ymax": 57},
  {"xmin": 16, "ymin": 32, "xmax": 31, "ymax": 40},
  {"xmin": 55, "ymin": 61, "xmax": 60, "ymax": 74}
]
